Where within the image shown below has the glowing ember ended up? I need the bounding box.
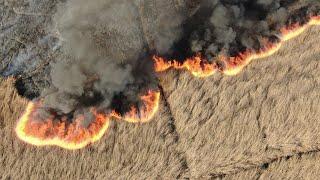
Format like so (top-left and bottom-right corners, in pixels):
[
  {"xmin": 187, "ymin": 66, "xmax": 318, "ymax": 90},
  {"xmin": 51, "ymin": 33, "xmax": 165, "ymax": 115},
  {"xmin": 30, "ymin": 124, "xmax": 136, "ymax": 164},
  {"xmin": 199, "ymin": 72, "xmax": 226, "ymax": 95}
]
[
  {"xmin": 153, "ymin": 16, "xmax": 320, "ymax": 77},
  {"xmin": 16, "ymin": 91, "xmax": 160, "ymax": 150}
]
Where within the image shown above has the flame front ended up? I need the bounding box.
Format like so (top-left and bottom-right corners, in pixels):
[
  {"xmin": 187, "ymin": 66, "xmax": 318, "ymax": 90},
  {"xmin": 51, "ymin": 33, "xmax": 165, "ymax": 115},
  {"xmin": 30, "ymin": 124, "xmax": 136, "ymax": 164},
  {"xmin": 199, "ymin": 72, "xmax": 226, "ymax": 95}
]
[
  {"xmin": 154, "ymin": 55, "xmax": 219, "ymax": 78},
  {"xmin": 16, "ymin": 91, "xmax": 160, "ymax": 150},
  {"xmin": 153, "ymin": 15, "xmax": 320, "ymax": 77},
  {"xmin": 310, "ymin": 16, "xmax": 320, "ymax": 25},
  {"xmin": 15, "ymin": 15, "xmax": 320, "ymax": 150}
]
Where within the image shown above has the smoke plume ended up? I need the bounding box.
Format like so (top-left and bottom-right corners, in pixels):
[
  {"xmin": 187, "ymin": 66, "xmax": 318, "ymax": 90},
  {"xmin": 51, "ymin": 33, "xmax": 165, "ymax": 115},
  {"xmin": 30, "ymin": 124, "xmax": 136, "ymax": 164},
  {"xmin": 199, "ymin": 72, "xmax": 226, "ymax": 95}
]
[
  {"xmin": 8, "ymin": 0, "xmax": 320, "ymax": 124},
  {"xmin": 39, "ymin": 0, "xmax": 161, "ymax": 121},
  {"xmin": 3, "ymin": 0, "xmax": 319, "ymax": 148},
  {"xmin": 164, "ymin": 0, "xmax": 320, "ymax": 62}
]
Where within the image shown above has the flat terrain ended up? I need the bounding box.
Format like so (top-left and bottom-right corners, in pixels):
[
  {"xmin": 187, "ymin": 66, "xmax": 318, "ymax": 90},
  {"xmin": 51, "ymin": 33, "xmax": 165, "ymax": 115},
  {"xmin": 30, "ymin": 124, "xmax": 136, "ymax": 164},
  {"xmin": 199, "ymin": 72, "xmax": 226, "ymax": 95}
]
[{"xmin": 0, "ymin": 24, "xmax": 320, "ymax": 179}]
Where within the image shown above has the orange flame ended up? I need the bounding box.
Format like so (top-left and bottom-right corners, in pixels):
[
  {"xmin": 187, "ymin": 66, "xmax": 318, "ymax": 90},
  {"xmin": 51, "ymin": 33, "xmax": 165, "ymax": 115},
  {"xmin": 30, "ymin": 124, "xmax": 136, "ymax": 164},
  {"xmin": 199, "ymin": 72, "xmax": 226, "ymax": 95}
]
[
  {"xmin": 153, "ymin": 15, "xmax": 320, "ymax": 77},
  {"xmin": 310, "ymin": 16, "xmax": 320, "ymax": 25},
  {"xmin": 15, "ymin": 15, "xmax": 320, "ymax": 150},
  {"xmin": 111, "ymin": 90, "xmax": 161, "ymax": 123},
  {"xmin": 222, "ymin": 41, "xmax": 282, "ymax": 76},
  {"xmin": 154, "ymin": 55, "xmax": 219, "ymax": 78},
  {"xmin": 16, "ymin": 91, "xmax": 160, "ymax": 150}
]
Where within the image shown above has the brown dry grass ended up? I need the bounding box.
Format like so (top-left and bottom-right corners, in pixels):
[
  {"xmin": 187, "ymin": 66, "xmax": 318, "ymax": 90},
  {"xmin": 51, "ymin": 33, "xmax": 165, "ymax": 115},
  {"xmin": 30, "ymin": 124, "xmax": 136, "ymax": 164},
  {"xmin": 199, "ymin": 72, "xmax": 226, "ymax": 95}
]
[{"xmin": 0, "ymin": 26, "xmax": 320, "ymax": 179}]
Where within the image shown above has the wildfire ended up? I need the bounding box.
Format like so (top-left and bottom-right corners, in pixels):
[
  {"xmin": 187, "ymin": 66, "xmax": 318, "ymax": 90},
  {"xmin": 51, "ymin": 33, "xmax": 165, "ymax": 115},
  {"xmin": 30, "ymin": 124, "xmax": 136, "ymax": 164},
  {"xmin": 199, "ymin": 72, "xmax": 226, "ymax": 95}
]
[
  {"xmin": 111, "ymin": 90, "xmax": 161, "ymax": 123},
  {"xmin": 15, "ymin": 15, "xmax": 320, "ymax": 150},
  {"xmin": 310, "ymin": 16, "xmax": 320, "ymax": 25},
  {"xmin": 153, "ymin": 15, "xmax": 320, "ymax": 77},
  {"xmin": 154, "ymin": 55, "xmax": 219, "ymax": 78},
  {"xmin": 222, "ymin": 42, "xmax": 282, "ymax": 76},
  {"xmin": 16, "ymin": 91, "xmax": 160, "ymax": 150}
]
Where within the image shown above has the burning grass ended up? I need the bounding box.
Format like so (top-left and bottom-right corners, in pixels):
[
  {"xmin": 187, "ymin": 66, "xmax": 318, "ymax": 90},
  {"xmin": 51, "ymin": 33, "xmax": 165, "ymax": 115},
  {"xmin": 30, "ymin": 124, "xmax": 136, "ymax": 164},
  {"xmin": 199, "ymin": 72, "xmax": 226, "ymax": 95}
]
[
  {"xmin": 153, "ymin": 15, "xmax": 320, "ymax": 77},
  {"xmin": 15, "ymin": 15, "xmax": 320, "ymax": 150},
  {"xmin": 16, "ymin": 91, "xmax": 160, "ymax": 150}
]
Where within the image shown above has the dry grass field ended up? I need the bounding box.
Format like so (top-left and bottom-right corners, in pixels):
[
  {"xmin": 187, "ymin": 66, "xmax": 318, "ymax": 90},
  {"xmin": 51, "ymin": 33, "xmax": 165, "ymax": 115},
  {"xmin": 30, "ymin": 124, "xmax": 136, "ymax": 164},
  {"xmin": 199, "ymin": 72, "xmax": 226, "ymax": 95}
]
[{"xmin": 1, "ymin": 25, "xmax": 320, "ymax": 179}]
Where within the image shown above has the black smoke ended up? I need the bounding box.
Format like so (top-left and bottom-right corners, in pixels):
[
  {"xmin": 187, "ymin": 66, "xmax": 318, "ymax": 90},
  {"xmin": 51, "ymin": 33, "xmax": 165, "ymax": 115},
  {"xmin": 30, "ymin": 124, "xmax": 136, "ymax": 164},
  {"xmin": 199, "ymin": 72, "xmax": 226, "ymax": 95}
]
[
  {"xmin": 163, "ymin": 0, "xmax": 320, "ymax": 62},
  {"xmin": 1, "ymin": 0, "xmax": 319, "ymax": 124},
  {"xmin": 30, "ymin": 0, "xmax": 187, "ymax": 122},
  {"xmin": 41, "ymin": 0, "xmax": 162, "ymax": 118}
]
